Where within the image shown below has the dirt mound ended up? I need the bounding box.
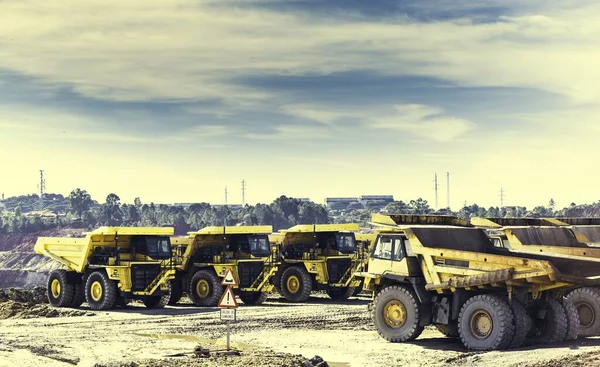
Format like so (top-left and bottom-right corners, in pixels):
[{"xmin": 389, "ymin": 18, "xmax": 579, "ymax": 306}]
[
  {"xmin": 0, "ymin": 287, "xmax": 94, "ymax": 319},
  {"xmin": 0, "ymin": 287, "xmax": 46, "ymax": 303}
]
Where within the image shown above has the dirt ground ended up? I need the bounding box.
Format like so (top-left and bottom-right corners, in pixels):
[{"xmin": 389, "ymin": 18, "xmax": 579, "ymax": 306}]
[{"xmin": 2, "ymin": 292, "xmax": 600, "ymax": 367}]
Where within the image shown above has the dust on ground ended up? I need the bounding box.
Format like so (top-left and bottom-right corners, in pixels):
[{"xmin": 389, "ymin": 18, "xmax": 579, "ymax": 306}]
[{"xmin": 1, "ymin": 293, "xmax": 600, "ymax": 367}]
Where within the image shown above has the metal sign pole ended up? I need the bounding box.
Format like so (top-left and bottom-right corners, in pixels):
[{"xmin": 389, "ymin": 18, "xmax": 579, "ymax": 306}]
[{"xmin": 226, "ymin": 321, "xmax": 231, "ymax": 351}]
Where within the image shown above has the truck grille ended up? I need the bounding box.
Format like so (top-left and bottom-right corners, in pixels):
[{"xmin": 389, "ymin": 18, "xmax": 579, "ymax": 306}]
[
  {"xmin": 131, "ymin": 264, "xmax": 161, "ymax": 292},
  {"xmin": 238, "ymin": 262, "xmax": 264, "ymax": 288},
  {"xmin": 327, "ymin": 258, "xmax": 352, "ymax": 284}
]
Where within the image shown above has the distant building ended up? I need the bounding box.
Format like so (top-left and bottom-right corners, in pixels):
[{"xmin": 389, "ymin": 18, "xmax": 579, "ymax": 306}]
[
  {"xmin": 325, "ymin": 197, "xmax": 359, "ymax": 210},
  {"xmin": 358, "ymin": 195, "xmax": 394, "ymax": 210}
]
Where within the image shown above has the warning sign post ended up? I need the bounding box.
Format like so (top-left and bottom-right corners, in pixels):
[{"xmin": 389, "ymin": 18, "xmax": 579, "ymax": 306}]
[{"xmin": 218, "ymin": 268, "xmax": 239, "ymax": 351}]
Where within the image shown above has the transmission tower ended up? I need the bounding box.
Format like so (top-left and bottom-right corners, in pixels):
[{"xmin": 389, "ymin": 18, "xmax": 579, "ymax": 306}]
[
  {"xmin": 241, "ymin": 179, "xmax": 246, "ymax": 206},
  {"xmin": 433, "ymin": 173, "xmax": 439, "ymax": 210},
  {"xmin": 225, "ymin": 186, "xmax": 228, "ymax": 205},
  {"xmin": 37, "ymin": 170, "xmax": 46, "ymax": 211},
  {"xmin": 446, "ymin": 172, "xmax": 450, "ymax": 209},
  {"xmin": 500, "ymin": 187, "xmax": 506, "ymax": 207}
]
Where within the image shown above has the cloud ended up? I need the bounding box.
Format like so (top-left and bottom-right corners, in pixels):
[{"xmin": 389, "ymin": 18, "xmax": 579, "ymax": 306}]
[
  {"xmin": 369, "ymin": 104, "xmax": 474, "ymax": 142},
  {"xmin": 278, "ymin": 103, "xmax": 473, "ymax": 142},
  {"xmin": 1, "ymin": 0, "xmax": 600, "ymax": 109}
]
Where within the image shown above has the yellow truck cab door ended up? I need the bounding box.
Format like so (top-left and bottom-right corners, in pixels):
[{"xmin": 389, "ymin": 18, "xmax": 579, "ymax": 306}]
[{"xmin": 369, "ymin": 234, "xmax": 410, "ymax": 276}]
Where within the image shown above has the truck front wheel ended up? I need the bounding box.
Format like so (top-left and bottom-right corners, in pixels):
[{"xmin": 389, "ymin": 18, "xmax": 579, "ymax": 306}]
[
  {"xmin": 566, "ymin": 287, "xmax": 600, "ymax": 337},
  {"xmin": 280, "ymin": 266, "xmax": 312, "ymax": 303},
  {"xmin": 458, "ymin": 294, "xmax": 515, "ymax": 351},
  {"xmin": 47, "ymin": 270, "xmax": 75, "ymax": 307},
  {"xmin": 85, "ymin": 271, "xmax": 117, "ymax": 310},
  {"xmin": 372, "ymin": 285, "xmax": 424, "ymax": 342},
  {"xmin": 188, "ymin": 269, "xmax": 223, "ymax": 307}
]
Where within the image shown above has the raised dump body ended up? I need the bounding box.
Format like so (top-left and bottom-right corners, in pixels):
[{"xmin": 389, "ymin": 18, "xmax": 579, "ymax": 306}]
[
  {"xmin": 169, "ymin": 225, "xmax": 278, "ymax": 306},
  {"xmin": 270, "ymin": 223, "xmax": 365, "ymax": 302},
  {"xmin": 362, "ymin": 214, "xmax": 600, "ymax": 351},
  {"xmin": 35, "ymin": 226, "xmax": 175, "ymax": 310}
]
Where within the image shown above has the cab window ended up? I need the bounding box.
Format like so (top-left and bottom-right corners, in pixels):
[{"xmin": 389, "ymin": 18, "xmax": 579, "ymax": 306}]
[
  {"xmin": 392, "ymin": 238, "xmax": 404, "ymax": 261},
  {"xmin": 373, "ymin": 237, "xmax": 393, "ymax": 260}
]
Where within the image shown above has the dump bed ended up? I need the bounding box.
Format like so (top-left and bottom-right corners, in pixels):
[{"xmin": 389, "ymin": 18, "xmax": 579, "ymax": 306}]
[
  {"xmin": 274, "ymin": 223, "xmax": 359, "ymax": 252},
  {"xmin": 403, "ymin": 226, "xmax": 600, "ymax": 291},
  {"xmin": 34, "ymin": 226, "xmax": 174, "ymax": 273}
]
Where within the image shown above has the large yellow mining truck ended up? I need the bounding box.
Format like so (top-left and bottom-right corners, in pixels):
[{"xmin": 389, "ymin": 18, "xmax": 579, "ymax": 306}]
[
  {"xmin": 471, "ymin": 217, "xmax": 600, "ymax": 337},
  {"xmin": 34, "ymin": 226, "xmax": 176, "ymax": 310},
  {"xmin": 169, "ymin": 225, "xmax": 279, "ymax": 306},
  {"xmin": 360, "ymin": 214, "xmax": 600, "ymax": 351},
  {"xmin": 269, "ymin": 223, "xmax": 366, "ymax": 302}
]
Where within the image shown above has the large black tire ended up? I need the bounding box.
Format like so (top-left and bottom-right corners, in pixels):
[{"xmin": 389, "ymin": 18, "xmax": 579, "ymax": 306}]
[
  {"xmin": 561, "ymin": 297, "xmax": 580, "ymax": 341},
  {"xmin": 566, "ymin": 287, "xmax": 600, "ymax": 337},
  {"xmin": 537, "ymin": 298, "xmax": 568, "ymax": 344},
  {"xmin": 168, "ymin": 279, "xmax": 183, "ymax": 306},
  {"xmin": 239, "ymin": 291, "xmax": 268, "ymax": 306},
  {"xmin": 326, "ymin": 287, "xmax": 354, "ymax": 301},
  {"xmin": 47, "ymin": 270, "xmax": 75, "ymax": 307},
  {"xmin": 69, "ymin": 282, "xmax": 86, "ymax": 308},
  {"xmin": 372, "ymin": 285, "xmax": 424, "ymax": 342},
  {"xmin": 458, "ymin": 294, "xmax": 515, "ymax": 351},
  {"xmin": 188, "ymin": 269, "xmax": 223, "ymax": 307},
  {"xmin": 507, "ymin": 299, "xmax": 531, "ymax": 349},
  {"xmin": 85, "ymin": 271, "xmax": 117, "ymax": 310},
  {"xmin": 435, "ymin": 323, "xmax": 459, "ymax": 338},
  {"xmin": 280, "ymin": 266, "xmax": 312, "ymax": 303}
]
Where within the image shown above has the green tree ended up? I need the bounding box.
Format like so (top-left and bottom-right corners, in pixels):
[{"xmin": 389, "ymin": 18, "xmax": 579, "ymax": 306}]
[
  {"xmin": 103, "ymin": 193, "xmax": 123, "ymax": 225},
  {"xmin": 68, "ymin": 188, "xmax": 93, "ymax": 219},
  {"xmin": 382, "ymin": 201, "xmax": 410, "ymax": 214},
  {"xmin": 14, "ymin": 204, "xmax": 22, "ymax": 217}
]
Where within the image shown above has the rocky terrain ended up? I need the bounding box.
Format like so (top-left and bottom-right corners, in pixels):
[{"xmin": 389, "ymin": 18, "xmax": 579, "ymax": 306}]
[{"xmin": 0, "ymin": 228, "xmax": 83, "ymax": 288}]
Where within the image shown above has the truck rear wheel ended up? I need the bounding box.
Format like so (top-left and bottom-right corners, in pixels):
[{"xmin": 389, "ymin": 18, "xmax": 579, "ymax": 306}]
[
  {"xmin": 566, "ymin": 287, "xmax": 600, "ymax": 337},
  {"xmin": 280, "ymin": 266, "xmax": 312, "ymax": 302},
  {"xmin": 507, "ymin": 299, "xmax": 531, "ymax": 349},
  {"xmin": 326, "ymin": 287, "xmax": 354, "ymax": 301},
  {"xmin": 562, "ymin": 297, "xmax": 580, "ymax": 341},
  {"xmin": 435, "ymin": 323, "xmax": 459, "ymax": 338},
  {"xmin": 372, "ymin": 285, "xmax": 423, "ymax": 342},
  {"xmin": 168, "ymin": 279, "xmax": 183, "ymax": 306},
  {"xmin": 69, "ymin": 282, "xmax": 85, "ymax": 308},
  {"xmin": 458, "ymin": 294, "xmax": 515, "ymax": 351},
  {"xmin": 85, "ymin": 271, "xmax": 117, "ymax": 310},
  {"xmin": 189, "ymin": 269, "xmax": 223, "ymax": 307},
  {"xmin": 47, "ymin": 270, "xmax": 75, "ymax": 307},
  {"xmin": 536, "ymin": 298, "xmax": 568, "ymax": 344},
  {"xmin": 239, "ymin": 291, "xmax": 268, "ymax": 305}
]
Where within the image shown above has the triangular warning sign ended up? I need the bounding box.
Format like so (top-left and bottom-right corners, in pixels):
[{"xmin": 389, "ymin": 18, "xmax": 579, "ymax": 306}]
[
  {"xmin": 218, "ymin": 286, "xmax": 238, "ymax": 309},
  {"xmin": 221, "ymin": 268, "xmax": 238, "ymax": 286}
]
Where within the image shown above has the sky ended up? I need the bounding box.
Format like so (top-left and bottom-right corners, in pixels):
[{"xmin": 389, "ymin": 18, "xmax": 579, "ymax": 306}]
[{"xmin": 1, "ymin": 0, "xmax": 600, "ymax": 209}]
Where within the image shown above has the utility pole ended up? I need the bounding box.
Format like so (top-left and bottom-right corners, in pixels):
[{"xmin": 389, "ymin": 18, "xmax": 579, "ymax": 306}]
[
  {"xmin": 446, "ymin": 172, "xmax": 450, "ymax": 209},
  {"xmin": 37, "ymin": 170, "xmax": 46, "ymax": 211},
  {"xmin": 241, "ymin": 179, "xmax": 246, "ymax": 206},
  {"xmin": 500, "ymin": 187, "xmax": 506, "ymax": 207},
  {"xmin": 434, "ymin": 173, "xmax": 439, "ymax": 210},
  {"xmin": 224, "ymin": 186, "xmax": 228, "ymax": 205}
]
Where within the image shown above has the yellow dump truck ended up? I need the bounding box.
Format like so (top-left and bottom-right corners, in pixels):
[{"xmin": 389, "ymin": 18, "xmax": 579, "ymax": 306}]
[
  {"xmin": 471, "ymin": 217, "xmax": 600, "ymax": 337},
  {"xmin": 361, "ymin": 214, "xmax": 600, "ymax": 351},
  {"xmin": 169, "ymin": 225, "xmax": 279, "ymax": 306},
  {"xmin": 34, "ymin": 226, "xmax": 176, "ymax": 310},
  {"xmin": 269, "ymin": 223, "xmax": 366, "ymax": 302}
]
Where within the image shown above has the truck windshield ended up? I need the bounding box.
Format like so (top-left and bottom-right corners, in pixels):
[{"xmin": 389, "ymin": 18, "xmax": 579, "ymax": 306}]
[
  {"xmin": 336, "ymin": 233, "xmax": 356, "ymax": 253},
  {"xmin": 145, "ymin": 237, "xmax": 172, "ymax": 260},
  {"xmin": 248, "ymin": 236, "xmax": 271, "ymax": 257}
]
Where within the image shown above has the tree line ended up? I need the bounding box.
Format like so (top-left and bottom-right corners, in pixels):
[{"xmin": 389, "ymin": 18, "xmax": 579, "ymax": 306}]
[{"xmin": 1, "ymin": 189, "xmax": 599, "ymax": 235}]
